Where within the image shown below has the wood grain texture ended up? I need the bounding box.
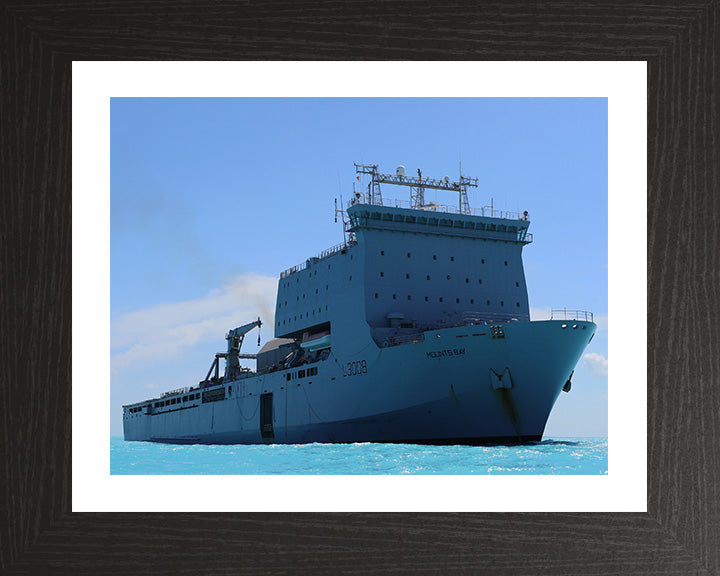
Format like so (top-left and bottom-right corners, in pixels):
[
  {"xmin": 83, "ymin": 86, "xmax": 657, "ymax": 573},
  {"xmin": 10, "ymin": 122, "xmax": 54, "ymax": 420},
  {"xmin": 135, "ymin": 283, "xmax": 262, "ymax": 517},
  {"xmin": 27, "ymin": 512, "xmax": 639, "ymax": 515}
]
[{"xmin": 1, "ymin": 1, "xmax": 718, "ymax": 574}]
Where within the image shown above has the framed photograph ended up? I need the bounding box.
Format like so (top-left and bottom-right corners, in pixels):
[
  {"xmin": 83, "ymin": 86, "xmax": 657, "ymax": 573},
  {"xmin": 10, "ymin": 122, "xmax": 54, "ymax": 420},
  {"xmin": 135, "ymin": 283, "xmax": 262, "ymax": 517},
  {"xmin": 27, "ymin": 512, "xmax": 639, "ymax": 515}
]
[{"xmin": 3, "ymin": 2, "xmax": 717, "ymax": 573}]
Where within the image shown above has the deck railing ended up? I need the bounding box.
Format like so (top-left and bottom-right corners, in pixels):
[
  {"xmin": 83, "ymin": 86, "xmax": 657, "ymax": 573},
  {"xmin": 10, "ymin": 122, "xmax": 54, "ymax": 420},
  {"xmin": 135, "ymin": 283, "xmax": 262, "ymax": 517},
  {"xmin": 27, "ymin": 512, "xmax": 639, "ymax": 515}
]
[
  {"xmin": 550, "ymin": 309, "xmax": 594, "ymax": 322},
  {"xmin": 280, "ymin": 239, "xmax": 358, "ymax": 279},
  {"xmin": 347, "ymin": 197, "xmax": 528, "ymax": 221}
]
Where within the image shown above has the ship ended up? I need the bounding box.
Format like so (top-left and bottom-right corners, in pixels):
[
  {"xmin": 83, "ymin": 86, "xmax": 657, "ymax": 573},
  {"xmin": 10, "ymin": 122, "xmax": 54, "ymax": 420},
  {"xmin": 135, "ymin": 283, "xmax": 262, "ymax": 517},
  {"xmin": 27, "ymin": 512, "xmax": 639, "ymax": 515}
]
[{"xmin": 123, "ymin": 163, "xmax": 596, "ymax": 445}]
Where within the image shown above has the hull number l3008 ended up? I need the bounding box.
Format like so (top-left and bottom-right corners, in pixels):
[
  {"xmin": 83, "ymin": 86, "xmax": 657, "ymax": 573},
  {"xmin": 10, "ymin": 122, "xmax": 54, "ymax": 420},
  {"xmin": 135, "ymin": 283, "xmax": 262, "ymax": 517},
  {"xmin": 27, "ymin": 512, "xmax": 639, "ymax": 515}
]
[{"xmin": 342, "ymin": 360, "xmax": 367, "ymax": 377}]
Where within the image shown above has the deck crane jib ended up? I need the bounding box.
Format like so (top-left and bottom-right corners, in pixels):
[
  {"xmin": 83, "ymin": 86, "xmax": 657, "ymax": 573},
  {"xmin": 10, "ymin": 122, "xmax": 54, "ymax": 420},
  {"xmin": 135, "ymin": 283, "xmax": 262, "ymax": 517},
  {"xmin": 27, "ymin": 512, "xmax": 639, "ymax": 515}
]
[{"xmin": 201, "ymin": 318, "xmax": 262, "ymax": 385}]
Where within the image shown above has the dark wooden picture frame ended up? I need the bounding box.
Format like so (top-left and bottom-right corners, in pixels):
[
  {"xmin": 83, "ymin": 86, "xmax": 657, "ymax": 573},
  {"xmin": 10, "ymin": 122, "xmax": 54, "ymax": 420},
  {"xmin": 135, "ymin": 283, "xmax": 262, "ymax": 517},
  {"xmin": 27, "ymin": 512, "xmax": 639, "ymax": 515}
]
[{"xmin": 2, "ymin": 2, "xmax": 718, "ymax": 574}]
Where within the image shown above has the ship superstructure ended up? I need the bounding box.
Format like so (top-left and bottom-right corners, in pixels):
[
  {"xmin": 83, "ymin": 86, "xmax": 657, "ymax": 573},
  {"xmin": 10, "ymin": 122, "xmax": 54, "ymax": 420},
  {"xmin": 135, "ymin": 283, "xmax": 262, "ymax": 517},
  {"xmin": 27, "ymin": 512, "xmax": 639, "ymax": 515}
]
[{"xmin": 123, "ymin": 164, "xmax": 595, "ymax": 445}]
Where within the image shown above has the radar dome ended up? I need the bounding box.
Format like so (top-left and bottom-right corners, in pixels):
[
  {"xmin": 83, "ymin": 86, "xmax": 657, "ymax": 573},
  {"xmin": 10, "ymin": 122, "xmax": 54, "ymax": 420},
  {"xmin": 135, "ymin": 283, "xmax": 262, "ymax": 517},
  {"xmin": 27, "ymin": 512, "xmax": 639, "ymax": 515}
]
[{"xmin": 396, "ymin": 165, "xmax": 406, "ymax": 177}]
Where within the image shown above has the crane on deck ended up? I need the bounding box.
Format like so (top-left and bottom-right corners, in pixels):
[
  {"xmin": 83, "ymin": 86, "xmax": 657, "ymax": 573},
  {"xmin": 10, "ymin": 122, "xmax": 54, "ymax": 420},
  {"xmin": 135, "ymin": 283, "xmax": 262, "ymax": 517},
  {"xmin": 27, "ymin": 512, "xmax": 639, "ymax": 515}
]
[{"xmin": 201, "ymin": 318, "xmax": 262, "ymax": 385}]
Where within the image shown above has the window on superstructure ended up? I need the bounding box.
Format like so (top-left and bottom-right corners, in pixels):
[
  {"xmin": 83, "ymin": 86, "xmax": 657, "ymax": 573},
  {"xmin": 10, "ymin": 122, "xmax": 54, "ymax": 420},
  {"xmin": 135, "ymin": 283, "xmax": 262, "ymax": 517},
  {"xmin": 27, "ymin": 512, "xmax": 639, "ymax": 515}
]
[
  {"xmin": 374, "ymin": 293, "xmax": 378, "ymax": 299},
  {"xmin": 450, "ymin": 256, "xmax": 454, "ymax": 262},
  {"xmin": 349, "ymin": 276, "xmax": 352, "ymax": 281},
  {"xmin": 407, "ymin": 295, "xmax": 412, "ymax": 301},
  {"xmin": 433, "ymin": 255, "xmax": 437, "ymax": 260},
  {"xmin": 287, "ymin": 374, "xmax": 291, "ymax": 382},
  {"xmin": 439, "ymin": 297, "xmax": 444, "ymax": 302},
  {"xmin": 501, "ymin": 301, "xmax": 504, "ymax": 306},
  {"xmin": 456, "ymin": 298, "xmax": 460, "ymax": 304},
  {"xmin": 183, "ymin": 396, "xmax": 188, "ymax": 402},
  {"xmin": 516, "ymin": 282, "xmax": 519, "ymax": 287},
  {"xmin": 465, "ymin": 278, "xmax": 469, "ymax": 283},
  {"xmin": 381, "ymin": 250, "xmax": 384, "ymax": 255},
  {"xmin": 481, "ymin": 259, "xmax": 485, "ymax": 264},
  {"xmin": 406, "ymin": 273, "xmax": 410, "ymax": 279},
  {"xmin": 392, "ymin": 294, "xmax": 397, "ymax": 300},
  {"xmin": 380, "ymin": 272, "xmax": 384, "ymax": 277},
  {"xmin": 516, "ymin": 302, "xmax": 520, "ymax": 307},
  {"xmin": 407, "ymin": 252, "xmax": 411, "ymax": 258},
  {"xmin": 425, "ymin": 296, "xmax": 429, "ymax": 302},
  {"xmin": 228, "ymin": 386, "xmax": 232, "ymax": 395},
  {"xmin": 470, "ymin": 299, "xmax": 475, "ymax": 304},
  {"xmin": 486, "ymin": 300, "xmax": 490, "ymax": 305},
  {"xmin": 478, "ymin": 279, "xmax": 482, "ymax": 284},
  {"xmin": 504, "ymin": 261, "xmax": 508, "ymax": 266},
  {"xmin": 426, "ymin": 275, "xmax": 430, "ymax": 280}
]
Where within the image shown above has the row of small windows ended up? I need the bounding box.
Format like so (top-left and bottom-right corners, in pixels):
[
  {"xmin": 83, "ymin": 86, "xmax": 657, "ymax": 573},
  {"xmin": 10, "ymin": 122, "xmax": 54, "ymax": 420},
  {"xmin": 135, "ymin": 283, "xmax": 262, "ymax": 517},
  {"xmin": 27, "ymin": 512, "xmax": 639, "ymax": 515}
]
[
  {"xmin": 277, "ymin": 306, "xmax": 329, "ymax": 326},
  {"xmin": 377, "ymin": 273, "xmax": 519, "ymax": 286},
  {"xmin": 374, "ymin": 293, "xmax": 520, "ymax": 307},
  {"xmin": 286, "ymin": 366, "xmax": 319, "ymax": 381},
  {"xmin": 155, "ymin": 393, "xmax": 201, "ymax": 408},
  {"xmin": 379, "ymin": 251, "xmax": 507, "ymax": 266}
]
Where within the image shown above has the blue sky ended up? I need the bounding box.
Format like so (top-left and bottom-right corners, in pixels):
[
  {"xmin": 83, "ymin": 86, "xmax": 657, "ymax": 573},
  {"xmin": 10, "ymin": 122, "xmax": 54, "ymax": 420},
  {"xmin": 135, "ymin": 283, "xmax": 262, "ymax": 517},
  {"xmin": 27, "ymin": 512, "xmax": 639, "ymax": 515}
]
[{"xmin": 110, "ymin": 97, "xmax": 608, "ymax": 438}]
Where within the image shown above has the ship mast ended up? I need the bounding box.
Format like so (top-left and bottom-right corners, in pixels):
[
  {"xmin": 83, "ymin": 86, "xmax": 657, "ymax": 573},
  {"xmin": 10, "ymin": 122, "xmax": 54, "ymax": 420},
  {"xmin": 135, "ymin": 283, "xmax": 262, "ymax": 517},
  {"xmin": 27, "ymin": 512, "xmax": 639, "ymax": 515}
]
[{"xmin": 354, "ymin": 163, "xmax": 478, "ymax": 214}]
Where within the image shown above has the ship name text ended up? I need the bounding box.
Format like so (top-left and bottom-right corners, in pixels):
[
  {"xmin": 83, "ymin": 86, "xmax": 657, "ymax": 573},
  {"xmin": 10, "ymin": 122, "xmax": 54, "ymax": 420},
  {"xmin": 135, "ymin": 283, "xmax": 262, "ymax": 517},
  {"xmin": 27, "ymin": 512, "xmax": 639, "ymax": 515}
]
[{"xmin": 427, "ymin": 348, "xmax": 466, "ymax": 359}]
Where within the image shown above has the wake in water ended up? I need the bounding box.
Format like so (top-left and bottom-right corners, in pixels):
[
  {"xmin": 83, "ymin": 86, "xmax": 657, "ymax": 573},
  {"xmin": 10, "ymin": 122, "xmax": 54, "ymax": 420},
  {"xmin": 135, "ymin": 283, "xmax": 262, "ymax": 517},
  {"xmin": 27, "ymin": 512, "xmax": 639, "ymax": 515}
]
[{"xmin": 110, "ymin": 437, "xmax": 607, "ymax": 475}]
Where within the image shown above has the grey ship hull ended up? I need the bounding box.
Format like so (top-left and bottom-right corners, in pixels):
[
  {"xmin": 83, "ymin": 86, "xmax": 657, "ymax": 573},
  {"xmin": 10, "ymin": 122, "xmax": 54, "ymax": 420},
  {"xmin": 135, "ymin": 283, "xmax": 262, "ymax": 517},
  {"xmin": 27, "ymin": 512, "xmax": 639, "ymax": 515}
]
[{"xmin": 123, "ymin": 320, "xmax": 595, "ymax": 445}]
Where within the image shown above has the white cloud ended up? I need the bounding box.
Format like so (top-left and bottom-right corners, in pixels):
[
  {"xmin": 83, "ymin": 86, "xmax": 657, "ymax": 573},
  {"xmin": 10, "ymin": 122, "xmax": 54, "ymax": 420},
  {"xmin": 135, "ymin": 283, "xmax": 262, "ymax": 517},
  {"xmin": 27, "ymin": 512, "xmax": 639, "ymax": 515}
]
[
  {"xmin": 583, "ymin": 352, "xmax": 609, "ymax": 378},
  {"xmin": 111, "ymin": 273, "xmax": 277, "ymax": 373}
]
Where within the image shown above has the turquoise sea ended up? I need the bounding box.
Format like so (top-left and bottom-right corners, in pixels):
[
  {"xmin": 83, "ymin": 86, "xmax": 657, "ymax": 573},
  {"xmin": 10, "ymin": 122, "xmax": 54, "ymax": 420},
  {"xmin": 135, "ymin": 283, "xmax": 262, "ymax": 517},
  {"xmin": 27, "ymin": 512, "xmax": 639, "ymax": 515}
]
[{"xmin": 110, "ymin": 437, "xmax": 607, "ymax": 475}]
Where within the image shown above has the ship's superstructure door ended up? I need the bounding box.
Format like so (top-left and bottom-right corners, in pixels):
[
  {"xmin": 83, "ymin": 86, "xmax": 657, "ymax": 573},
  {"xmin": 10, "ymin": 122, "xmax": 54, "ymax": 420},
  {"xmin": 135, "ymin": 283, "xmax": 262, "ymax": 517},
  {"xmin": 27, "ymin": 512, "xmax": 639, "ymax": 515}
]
[{"xmin": 260, "ymin": 393, "xmax": 274, "ymax": 442}]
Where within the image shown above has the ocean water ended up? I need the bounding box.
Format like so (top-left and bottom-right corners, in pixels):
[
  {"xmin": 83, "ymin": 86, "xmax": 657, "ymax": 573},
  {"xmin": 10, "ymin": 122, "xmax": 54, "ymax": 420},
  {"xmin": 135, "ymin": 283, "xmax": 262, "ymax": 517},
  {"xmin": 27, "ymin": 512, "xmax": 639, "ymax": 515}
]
[{"xmin": 110, "ymin": 437, "xmax": 607, "ymax": 475}]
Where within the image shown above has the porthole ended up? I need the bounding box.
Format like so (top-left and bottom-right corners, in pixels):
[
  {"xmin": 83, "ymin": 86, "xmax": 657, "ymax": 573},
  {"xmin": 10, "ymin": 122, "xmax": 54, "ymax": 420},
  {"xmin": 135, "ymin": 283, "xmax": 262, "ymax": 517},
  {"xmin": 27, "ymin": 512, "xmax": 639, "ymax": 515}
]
[
  {"xmin": 561, "ymin": 324, "xmax": 567, "ymax": 329},
  {"xmin": 572, "ymin": 324, "xmax": 578, "ymax": 329}
]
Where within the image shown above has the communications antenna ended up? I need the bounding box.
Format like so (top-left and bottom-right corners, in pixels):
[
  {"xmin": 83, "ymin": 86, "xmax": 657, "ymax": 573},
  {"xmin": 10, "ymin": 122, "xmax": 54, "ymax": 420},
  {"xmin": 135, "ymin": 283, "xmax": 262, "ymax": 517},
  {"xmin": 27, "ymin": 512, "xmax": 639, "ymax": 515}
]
[
  {"xmin": 354, "ymin": 163, "xmax": 384, "ymax": 206},
  {"xmin": 354, "ymin": 163, "xmax": 478, "ymax": 214}
]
